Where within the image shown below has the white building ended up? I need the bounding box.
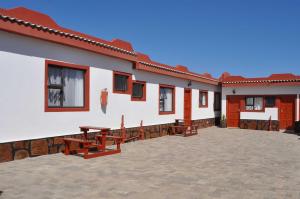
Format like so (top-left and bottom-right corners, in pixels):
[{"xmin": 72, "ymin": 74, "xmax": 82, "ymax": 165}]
[
  {"xmin": 0, "ymin": 7, "xmax": 221, "ymax": 162},
  {"xmin": 221, "ymin": 73, "xmax": 300, "ymax": 131},
  {"xmin": 0, "ymin": 7, "xmax": 299, "ymax": 162}
]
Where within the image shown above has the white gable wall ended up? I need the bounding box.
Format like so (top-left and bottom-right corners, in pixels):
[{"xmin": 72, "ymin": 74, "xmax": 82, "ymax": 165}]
[{"xmin": 0, "ymin": 30, "xmax": 220, "ymax": 143}]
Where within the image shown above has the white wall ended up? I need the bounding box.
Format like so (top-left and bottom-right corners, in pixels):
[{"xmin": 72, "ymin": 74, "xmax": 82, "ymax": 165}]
[
  {"xmin": 240, "ymin": 108, "xmax": 278, "ymax": 120},
  {"xmin": 0, "ymin": 30, "xmax": 220, "ymax": 142},
  {"xmin": 222, "ymin": 86, "xmax": 300, "ymax": 121}
]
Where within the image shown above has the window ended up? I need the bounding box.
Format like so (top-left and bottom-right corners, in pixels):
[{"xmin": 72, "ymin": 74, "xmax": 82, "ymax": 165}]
[
  {"xmin": 113, "ymin": 71, "xmax": 132, "ymax": 94},
  {"xmin": 199, "ymin": 91, "xmax": 208, "ymax": 107},
  {"xmin": 214, "ymin": 92, "xmax": 221, "ymax": 111},
  {"xmin": 265, "ymin": 96, "xmax": 276, "ymax": 107},
  {"xmin": 159, "ymin": 85, "xmax": 175, "ymax": 114},
  {"xmin": 245, "ymin": 97, "xmax": 264, "ymax": 111},
  {"xmin": 131, "ymin": 81, "xmax": 146, "ymax": 101},
  {"xmin": 45, "ymin": 60, "xmax": 89, "ymax": 112}
]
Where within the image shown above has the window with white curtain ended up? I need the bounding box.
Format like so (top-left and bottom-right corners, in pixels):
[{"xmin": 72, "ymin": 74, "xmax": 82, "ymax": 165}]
[
  {"xmin": 159, "ymin": 86, "xmax": 174, "ymax": 113},
  {"xmin": 199, "ymin": 91, "xmax": 208, "ymax": 107},
  {"xmin": 48, "ymin": 65, "xmax": 84, "ymax": 107},
  {"xmin": 245, "ymin": 97, "xmax": 263, "ymax": 111}
]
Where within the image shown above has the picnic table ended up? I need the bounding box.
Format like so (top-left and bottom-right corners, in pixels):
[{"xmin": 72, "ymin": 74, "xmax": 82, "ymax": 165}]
[{"xmin": 63, "ymin": 126, "xmax": 122, "ymax": 159}]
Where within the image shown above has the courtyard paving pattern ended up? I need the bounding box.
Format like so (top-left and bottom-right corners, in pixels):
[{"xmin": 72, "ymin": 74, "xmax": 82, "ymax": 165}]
[{"xmin": 0, "ymin": 127, "xmax": 300, "ymax": 199}]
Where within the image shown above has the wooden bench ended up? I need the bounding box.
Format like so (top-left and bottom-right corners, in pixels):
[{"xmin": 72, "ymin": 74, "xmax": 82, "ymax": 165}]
[
  {"xmin": 63, "ymin": 126, "xmax": 122, "ymax": 159},
  {"xmin": 170, "ymin": 119, "xmax": 198, "ymax": 137}
]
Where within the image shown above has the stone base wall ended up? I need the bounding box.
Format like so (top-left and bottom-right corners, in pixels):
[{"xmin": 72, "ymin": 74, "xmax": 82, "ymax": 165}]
[
  {"xmin": 240, "ymin": 119, "xmax": 279, "ymax": 131},
  {"xmin": 0, "ymin": 122, "xmax": 174, "ymax": 163},
  {"xmin": 192, "ymin": 118, "xmax": 219, "ymax": 129},
  {"xmin": 0, "ymin": 119, "xmax": 218, "ymax": 163}
]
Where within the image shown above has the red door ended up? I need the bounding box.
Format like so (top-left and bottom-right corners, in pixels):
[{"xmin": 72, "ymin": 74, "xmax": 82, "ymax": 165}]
[
  {"xmin": 227, "ymin": 96, "xmax": 242, "ymax": 127},
  {"xmin": 279, "ymin": 96, "xmax": 295, "ymax": 130},
  {"xmin": 184, "ymin": 88, "xmax": 192, "ymax": 125}
]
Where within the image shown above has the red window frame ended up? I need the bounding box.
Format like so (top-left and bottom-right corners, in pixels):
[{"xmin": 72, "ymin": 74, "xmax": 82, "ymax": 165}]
[
  {"xmin": 199, "ymin": 90, "xmax": 208, "ymax": 108},
  {"xmin": 214, "ymin": 92, "xmax": 221, "ymax": 111},
  {"xmin": 45, "ymin": 60, "xmax": 90, "ymax": 112},
  {"xmin": 159, "ymin": 84, "xmax": 176, "ymax": 115},
  {"xmin": 244, "ymin": 96, "xmax": 265, "ymax": 112},
  {"xmin": 131, "ymin": 80, "xmax": 146, "ymax": 101},
  {"xmin": 113, "ymin": 71, "xmax": 132, "ymax": 95}
]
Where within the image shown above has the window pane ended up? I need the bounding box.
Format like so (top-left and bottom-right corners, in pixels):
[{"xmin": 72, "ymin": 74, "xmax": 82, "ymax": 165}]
[
  {"xmin": 245, "ymin": 106, "xmax": 254, "ymax": 110},
  {"xmin": 48, "ymin": 88, "xmax": 62, "ymax": 107},
  {"xmin": 62, "ymin": 68, "xmax": 84, "ymax": 107},
  {"xmin": 115, "ymin": 74, "xmax": 128, "ymax": 91},
  {"xmin": 254, "ymin": 97, "xmax": 263, "ymax": 110},
  {"xmin": 246, "ymin": 97, "xmax": 254, "ymax": 106},
  {"xmin": 159, "ymin": 87, "xmax": 173, "ymax": 112},
  {"xmin": 265, "ymin": 96, "xmax": 275, "ymax": 107},
  {"xmin": 200, "ymin": 92, "xmax": 207, "ymax": 106},
  {"xmin": 202, "ymin": 93, "xmax": 207, "ymax": 105},
  {"xmin": 48, "ymin": 66, "xmax": 62, "ymax": 85},
  {"xmin": 132, "ymin": 83, "xmax": 143, "ymax": 98}
]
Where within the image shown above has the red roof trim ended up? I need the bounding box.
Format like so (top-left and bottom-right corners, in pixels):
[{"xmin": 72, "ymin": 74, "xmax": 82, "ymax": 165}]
[
  {"xmin": 222, "ymin": 73, "xmax": 300, "ymax": 87},
  {"xmin": 0, "ymin": 7, "xmax": 221, "ymax": 85},
  {"xmin": 136, "ymin": 62, "xmax": 219, "ymax": 85},
  {"xmin": 0, "ymin": 8, "xmax": 136, "ymax": 62}
]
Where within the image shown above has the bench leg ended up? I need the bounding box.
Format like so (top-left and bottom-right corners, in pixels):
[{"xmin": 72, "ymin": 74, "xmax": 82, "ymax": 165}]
[{"xmin": 64, "ymin": 141, "xmax": 70, "ymax": 155}]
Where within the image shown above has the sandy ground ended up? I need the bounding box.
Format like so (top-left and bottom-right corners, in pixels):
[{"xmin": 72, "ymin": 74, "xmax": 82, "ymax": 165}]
[{"xmin": 0, "ymin": 127, "xmax": 300, "ymax": 199}]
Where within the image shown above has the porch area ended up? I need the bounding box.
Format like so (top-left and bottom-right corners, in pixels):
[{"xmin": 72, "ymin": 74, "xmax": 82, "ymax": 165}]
[{"xmin": 0, "ymin": 127, "xmax": 300, "ymax": 199}]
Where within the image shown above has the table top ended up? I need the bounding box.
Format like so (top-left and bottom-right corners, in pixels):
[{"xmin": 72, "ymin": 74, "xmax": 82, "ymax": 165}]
[{"xmin": 79, "ymin": 126, "xmax": 111, "ymax": 131}]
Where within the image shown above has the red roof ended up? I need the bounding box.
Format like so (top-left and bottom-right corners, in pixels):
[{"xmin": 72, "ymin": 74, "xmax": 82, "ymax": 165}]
[
  {"xmin": 222, "ymin": 73, "xmax": 300, "ymax": 87},
  {"xmin": 136, "ymin": 53, "xmax": 219, "ymax": 85},
  {"xmin": 0, "ymin": 7, "xmax": 220, "ymax": 85}
]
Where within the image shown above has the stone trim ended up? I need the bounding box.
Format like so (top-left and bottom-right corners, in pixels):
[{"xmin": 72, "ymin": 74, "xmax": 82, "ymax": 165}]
[
  {"xmin": 192, "ymin": 118, "xmax": 219, "ymax": 129},
  {"xmin": 0, "ymin": 118, "xmax": 218, "ymax": 163},
  {"xmin": 240, "ymin": 119, "xmax": 279, "ymax": 131}
]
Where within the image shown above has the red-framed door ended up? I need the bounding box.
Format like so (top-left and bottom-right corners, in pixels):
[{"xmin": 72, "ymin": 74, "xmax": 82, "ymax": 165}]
[
  {"xmin": 227, "ymin": 96, "xmax": 242, "ymax": 128},
  {"xmin": 279, "ymin": 95, "xmax": 296, "ymax": 130},
  {"xmin": 184, "ymin": 88, "xmax": 192, "ymax": 126}
]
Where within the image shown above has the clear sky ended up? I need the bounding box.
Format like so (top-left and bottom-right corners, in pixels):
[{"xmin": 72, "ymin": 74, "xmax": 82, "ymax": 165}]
[{"xmin": 0, "ymin": 0, "xmax": 299, "ymax": 78}]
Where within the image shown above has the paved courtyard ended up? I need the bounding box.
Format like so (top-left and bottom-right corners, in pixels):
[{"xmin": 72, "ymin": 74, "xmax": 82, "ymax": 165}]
[{"xmin": 0, "ymin": 127, "xmax": 300, "ymax": 199}]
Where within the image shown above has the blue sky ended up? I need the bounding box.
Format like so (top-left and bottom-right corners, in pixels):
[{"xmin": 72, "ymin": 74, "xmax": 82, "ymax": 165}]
[{"xmin": 0, "ymin": 0, "xmax": 299, "ymax": 78}]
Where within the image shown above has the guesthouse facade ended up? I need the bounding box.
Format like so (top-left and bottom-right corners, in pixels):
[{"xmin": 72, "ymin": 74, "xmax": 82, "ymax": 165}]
[
  {"xmin": 221, "ymin": 74, "xmax": 300, "ymax": 131},
  {"xmin": 0, "ymin": 7, "xmax": 221, "ymax": 162},
  {"xmin": 0, "ymin": 7, "xmax": 299, "ymax": 162}
]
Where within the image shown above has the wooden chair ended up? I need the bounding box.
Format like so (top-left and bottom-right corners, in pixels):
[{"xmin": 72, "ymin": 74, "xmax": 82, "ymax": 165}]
[
  {"xmin": 170, "ymin": 119, "xmax": 198, "ymax": 137},
  {"xmin": 120, "ymin": 115, "xmax": 145, "ymax": 143}
]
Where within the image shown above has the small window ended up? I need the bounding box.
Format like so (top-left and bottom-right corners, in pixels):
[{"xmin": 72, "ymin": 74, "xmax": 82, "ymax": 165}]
[
  {"xmin": 45, "ymin": 60, "xmax": 89, "ymax": 112},
  {"xmin": 214, "ymin": 92, "xmax": 221, "ymax": 111},
  {"xmin": 159, "ymin": 85, "xmax": 175, "ymax": 114},
  {"xmin": 245, "ymin": 97, "xmax": 263, "ymax": 111},
  {"xmin": 113, "ymin": 71, "xmax": 132, "ymax": 94},
  {"xmin": 265, "ymin": 96, "xmax": 276, "ymax": 107},
  {"xmin": 199, "ymin": 91, "xmax": 208, "ymax": 107},
  {"xmin": 131, "ymin": 81, "xmax": 146, "ymax": 101}
]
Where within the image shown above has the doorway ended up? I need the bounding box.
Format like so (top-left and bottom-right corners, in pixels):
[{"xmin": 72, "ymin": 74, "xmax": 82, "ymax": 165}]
[
  {"xmin": 184, "ymin": 88, "xmax": 192, "ymax": 126},
  {"xmin": 279, "ymin": 95, "xmax": 296, "ymax": 130},
  {"xmin": 227, "ymin": 96, "xmax": 242, "ymax": 127}
]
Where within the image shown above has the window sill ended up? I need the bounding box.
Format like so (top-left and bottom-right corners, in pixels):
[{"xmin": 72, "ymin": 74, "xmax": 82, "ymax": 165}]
[
  {"xmin": 113, "ymin": 90, "xmax": 131, "ymax": 95},
  {"xmin": 199, "ymin": 105, "xmax": 208, "ymax": 108},
  {"xmin": 159, "ymin": 111, "xmax": 175, "ymax": 115},
  {"xmin": 45, "ymin": 107, "xmax": 89, "ymax": 112},
  {"xmin": 242, "ymin": 110, "xmax": 265, "ymax": 113},
  {"xmin": 131, "ymin": 97, "xmax": 146, "ymax": 101}
]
